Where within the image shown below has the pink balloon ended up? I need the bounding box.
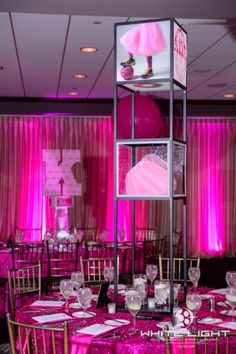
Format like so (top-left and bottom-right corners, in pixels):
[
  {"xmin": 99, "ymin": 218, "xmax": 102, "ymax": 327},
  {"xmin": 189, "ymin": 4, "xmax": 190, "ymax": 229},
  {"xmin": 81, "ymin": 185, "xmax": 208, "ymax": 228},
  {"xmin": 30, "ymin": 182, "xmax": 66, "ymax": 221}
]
[
  {"xmin": 116, "ymin": 93, "xmax": 162, "ymax": 139},
  {"xmin": 120, "ymin": 66, "xmax": 134, "ymax": 80}
]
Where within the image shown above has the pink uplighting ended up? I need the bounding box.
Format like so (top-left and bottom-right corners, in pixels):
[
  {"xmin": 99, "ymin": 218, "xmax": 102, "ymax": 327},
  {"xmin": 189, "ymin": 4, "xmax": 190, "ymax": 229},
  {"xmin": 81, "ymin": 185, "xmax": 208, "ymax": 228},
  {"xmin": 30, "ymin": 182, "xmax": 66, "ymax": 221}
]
[
  {"xmin": 188, "ymin": 119, "xmax": 233, "ymax": 256},
  {"xmin": 1, "ymin": 116, "xmax": 235, "ymax": 256}
]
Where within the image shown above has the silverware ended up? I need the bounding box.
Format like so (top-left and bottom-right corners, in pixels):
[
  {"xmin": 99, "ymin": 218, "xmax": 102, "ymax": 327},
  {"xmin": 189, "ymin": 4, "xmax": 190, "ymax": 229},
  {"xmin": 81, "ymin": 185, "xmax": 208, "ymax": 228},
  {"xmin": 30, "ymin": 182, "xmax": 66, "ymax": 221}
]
[
  {"xmin": 105, "ymin": 317, "xmax": 127, "ymax": 324},
  {"xmin": 24, "ymin": 309, "xmax": 56, "ymax": 314},
  {"xmin": 96, "ymin": 330, "xmax": 119, "ymax": 339}
]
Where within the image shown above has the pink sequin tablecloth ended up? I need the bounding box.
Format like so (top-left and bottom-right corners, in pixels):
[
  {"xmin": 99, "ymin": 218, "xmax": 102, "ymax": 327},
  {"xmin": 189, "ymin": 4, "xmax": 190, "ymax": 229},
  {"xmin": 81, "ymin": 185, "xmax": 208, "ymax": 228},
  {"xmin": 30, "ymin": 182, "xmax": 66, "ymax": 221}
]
[{"xmin": 15, "ymin": 288, "xmax": 236, "ymax": 354}]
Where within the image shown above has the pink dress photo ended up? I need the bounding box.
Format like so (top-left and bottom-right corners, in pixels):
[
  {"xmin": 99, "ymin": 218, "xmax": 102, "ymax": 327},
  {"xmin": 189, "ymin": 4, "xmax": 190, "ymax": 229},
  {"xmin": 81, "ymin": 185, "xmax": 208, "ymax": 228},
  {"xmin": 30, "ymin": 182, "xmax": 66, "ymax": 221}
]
[
  {"xmin": 125, "ymin": 154, "xmax": 177, "ymax": 196},
  {"xmin": 120, "ymin": 22, "xmax": 167, "ymax": 56}
]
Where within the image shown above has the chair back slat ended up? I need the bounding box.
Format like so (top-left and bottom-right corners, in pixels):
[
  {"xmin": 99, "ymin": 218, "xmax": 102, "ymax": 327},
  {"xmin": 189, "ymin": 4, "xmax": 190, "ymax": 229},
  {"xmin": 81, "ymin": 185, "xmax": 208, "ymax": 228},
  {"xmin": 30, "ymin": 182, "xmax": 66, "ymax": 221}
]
[
  {"xmin": 136, "ymin": 228, "xmax": 157, "ymax": 241},
  {"xmin": 33, "ymin": 328, "xmax": 38, "ymax": 354},
  {"xmin": 46, "ymin": 241, "xmax": 79, "ymax": 291},
  {"xmin": 80, "ymin": 257, "xmax": 119, "ymax": 285}
]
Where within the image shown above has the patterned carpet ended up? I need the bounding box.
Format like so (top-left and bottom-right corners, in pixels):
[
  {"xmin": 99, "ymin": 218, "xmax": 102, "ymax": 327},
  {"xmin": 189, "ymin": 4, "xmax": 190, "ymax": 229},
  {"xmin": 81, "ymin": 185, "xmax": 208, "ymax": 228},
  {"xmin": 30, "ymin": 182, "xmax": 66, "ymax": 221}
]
[{"xmin": 0, "ymin": 343, "xmax": 11, "ymax": 354}]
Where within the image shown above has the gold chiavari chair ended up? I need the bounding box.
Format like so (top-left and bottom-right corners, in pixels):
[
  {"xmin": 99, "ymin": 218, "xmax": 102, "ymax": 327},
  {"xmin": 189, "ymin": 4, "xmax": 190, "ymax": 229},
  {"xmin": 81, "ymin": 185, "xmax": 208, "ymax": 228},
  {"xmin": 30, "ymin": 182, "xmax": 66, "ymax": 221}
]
[
  {"xmin": 159, "ymin": 255, "xmax": 200, "ymax": 284},
  {"xmin": 80, "ymin": 257, "xmax": 119, "ymax": 285},
  {"xmin": 86, "ymin": 241, "xmax": 104, "ymax": 258},
  {"xmin": 46, "ymin": 240, "xmax": 79, "ymax": 291},
  {"xmin": 7, "ymin": 262, "xmax": 41, "ymax": 316},
  {"xmin": 136, "ymin": 227, "xmax": 157, "ymax": 242},
  {"xmin": 11, "ymin": 241, "xmax": 45, "ymax": 269},
  {"xmin": 7, "ymin": 313, "xmax": 69, "ymax": 354},
  {"xmin": 144, "ymin": 238, "xmax": 167, "ymax": 266}
]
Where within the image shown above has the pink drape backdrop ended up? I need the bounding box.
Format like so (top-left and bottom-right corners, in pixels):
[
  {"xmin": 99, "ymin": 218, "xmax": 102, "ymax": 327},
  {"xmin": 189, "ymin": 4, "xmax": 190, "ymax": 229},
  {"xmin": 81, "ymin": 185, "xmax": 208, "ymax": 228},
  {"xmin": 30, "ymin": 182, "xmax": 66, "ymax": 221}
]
[
  {"xmin": 0, "ymin": 116, "xmax": 235, "ymax": 256},
  {"xmin": 187, "ymin": 119, "xmax": 236, "ymax": 257},
  {"xmin": 0, "ymin": 116, "xmax": 113, "ymax": 241}
]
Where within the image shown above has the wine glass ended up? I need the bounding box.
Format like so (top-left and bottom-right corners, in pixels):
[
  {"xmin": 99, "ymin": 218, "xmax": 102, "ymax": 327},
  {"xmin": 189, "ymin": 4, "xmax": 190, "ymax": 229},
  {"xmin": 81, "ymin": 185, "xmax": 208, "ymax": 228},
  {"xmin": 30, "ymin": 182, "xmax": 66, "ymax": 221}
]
[
  {"xmin": 126, "ymin": 290, "xmax": 142, "ymax": 333},
  {"xmin": 188, "ymin": 267, "xmax": 201, "ymax": 287},
  {"xmin": 146, "ymin": 264, "xmax": 158, "ymax": 286},
  {"xmin": 77, "ymin": 287, "xmax": 93, "ymax": 318},
  {"xmin": 186, "ymin": 293, "xmax": 202, "ymax": 331},
  {"xmin": 71, "ymin": 272, "xmax": 84, "ymax": 291},
  {"xmin": 60, "ymin": 279, "xmax": 73, "ymax": 310},
  {"xmin": 103, "ymin": 266, "xmax": 114, "ymax": 282},
  {"xmin": 225, "ymin": 271, "xmax": 236, "ymax": 288},
  {"xmin": 225, "ymin": 288, "xmax": 236, "ymax": 320},
  {"xmin": 77, "ymin": 230, "xmax": 84, "ymax": 242},
  {"xmin": 100, "ymin": 229, "xmax": 108, "ymax": 242}
]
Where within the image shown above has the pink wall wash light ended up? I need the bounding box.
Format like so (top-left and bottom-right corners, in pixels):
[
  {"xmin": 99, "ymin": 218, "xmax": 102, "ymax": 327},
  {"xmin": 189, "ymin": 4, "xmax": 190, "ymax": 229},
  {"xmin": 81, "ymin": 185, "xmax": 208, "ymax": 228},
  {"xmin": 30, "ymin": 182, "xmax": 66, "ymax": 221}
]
[{"xmin": 187, "ymin": 120, "xmax": 235, "ymax": 256}]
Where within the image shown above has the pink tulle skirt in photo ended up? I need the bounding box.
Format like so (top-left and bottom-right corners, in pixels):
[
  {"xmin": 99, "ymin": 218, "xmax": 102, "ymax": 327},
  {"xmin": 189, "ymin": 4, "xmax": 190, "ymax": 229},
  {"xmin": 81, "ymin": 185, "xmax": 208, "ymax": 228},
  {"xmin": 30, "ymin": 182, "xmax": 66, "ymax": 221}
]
[
  {"xmin": 120, "ymin": 22, "xmax": 167, "ymax": 56},
  {"xmin": 125, "ymin": 154, "xmax": 177, "ymax": 196}
]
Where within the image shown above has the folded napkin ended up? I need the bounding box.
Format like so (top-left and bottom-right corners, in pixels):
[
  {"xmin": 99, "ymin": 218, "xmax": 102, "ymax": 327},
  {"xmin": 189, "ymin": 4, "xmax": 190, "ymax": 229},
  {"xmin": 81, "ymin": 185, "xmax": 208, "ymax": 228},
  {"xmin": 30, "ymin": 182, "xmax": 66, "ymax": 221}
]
[
  {"xmin": 70, "ymin": 324, "xmax": 117, "ymax": 354},
  {"xmin": 209, "ymin": 288, "xmax": 226, "ymax": 295},
  {"xmin": 30, "ymin": 300, "xmax": 65, "ymax": 307},
  {"xmin": 218, "ymin": 321, "xmax": 236, "ymax": 330},
  {"xmin": 32, "ymin": 313, "xmax": 72, "ymax": 324}
]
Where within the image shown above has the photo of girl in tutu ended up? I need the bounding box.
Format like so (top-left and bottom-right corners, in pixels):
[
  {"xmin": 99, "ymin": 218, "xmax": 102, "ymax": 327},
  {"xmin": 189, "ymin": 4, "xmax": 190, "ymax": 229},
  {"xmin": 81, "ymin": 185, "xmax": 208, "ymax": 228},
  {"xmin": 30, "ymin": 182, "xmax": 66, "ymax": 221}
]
[
  {"xmin": 125, "ymin": 145, "xmax": 184, "ymax": 196},
  {"xmin": 119, "ymin": 22, "xmax": 167, "ymax": 80}
]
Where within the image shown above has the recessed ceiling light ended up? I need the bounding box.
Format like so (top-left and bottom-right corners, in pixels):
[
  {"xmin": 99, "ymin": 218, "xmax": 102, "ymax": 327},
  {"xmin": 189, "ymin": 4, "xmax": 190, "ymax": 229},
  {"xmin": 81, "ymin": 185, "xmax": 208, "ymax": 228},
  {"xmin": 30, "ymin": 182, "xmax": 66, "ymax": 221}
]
[
  {"xmin": 224, "ymin": 93, "xmax": 235, "ymax": 98},
  {"xmin": 68, "ymin": 91, "xmax": 79, "ymax": 96},
  {"xmin": 193, "ymin": 69, "xmax": 211, "ymax": 74},
  {"xmin": 80, "ymin": 47, "xmax": 97, "ymax": 53},
  {"xmin": 73, "ymin": 73, "xmax": 87, "ymax": 79},
  {"xmin": 207, "ymin": 83, "xmax": 227, "ymax": 88}
]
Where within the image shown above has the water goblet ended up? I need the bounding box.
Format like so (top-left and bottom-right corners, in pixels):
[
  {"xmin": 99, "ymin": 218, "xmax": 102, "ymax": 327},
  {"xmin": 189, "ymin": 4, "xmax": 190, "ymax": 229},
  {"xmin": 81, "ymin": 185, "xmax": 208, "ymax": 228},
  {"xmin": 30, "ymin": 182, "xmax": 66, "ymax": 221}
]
[
  {"xmin": 188, "ymin": 267, "xmax": 201, "ymax": 287},
  {"xmin": 71, "ymin": 271, "xmax": 84, "ymax": 307},
  {"xmin": 77, "ymin": 230, "xmax": 84, "ymax": 242},
  {"xmin": 225, "ymin": 271, "xmax": 236, "ymax": 288},
  {"xmin": 71, "ymin": 272, "xmax": 84, "ymax": 291},
  {"xmin": 77, "ymin": 287, "xmax": 93, "ymax": 319},
  {"xmin": 186, "ymin": 292, "xmax": 202, "ymax": 332},
  {"xmin": 125, "ymin": 289, "xmax": 142, "ymax": 333},
  {"xmin": 225, "ymin": 288, "xmax": 236, "ymax": 321},
  {"xmin": 103, "ymin": 266, "xmax": 114, "ymax": 283},
  {"xmin": 60, "ymin": 279, "xmax": 73, "ymax": 310},
  {"xmin": 146, "ymin": 264, "xmax": 158, "ymax": 286},
  {"xmin": 100, "ymin": 229, "xmax": 108, "ymax": 242}
]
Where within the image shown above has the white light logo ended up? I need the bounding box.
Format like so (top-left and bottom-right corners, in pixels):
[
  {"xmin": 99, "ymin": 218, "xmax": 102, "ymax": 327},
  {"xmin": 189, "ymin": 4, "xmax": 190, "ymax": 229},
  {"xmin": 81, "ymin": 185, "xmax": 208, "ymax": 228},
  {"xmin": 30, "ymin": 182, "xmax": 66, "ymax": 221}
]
[{"xmin": 174, "ymin": 307, "xmax": 194, "ymax": 328}]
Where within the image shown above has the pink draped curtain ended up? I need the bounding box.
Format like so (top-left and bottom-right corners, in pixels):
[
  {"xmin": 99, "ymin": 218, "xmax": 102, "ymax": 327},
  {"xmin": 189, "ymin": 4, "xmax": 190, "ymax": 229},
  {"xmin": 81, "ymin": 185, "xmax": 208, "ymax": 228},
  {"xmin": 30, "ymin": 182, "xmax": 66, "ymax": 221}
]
[
  {"xmin": 0, "ymin": 115, "xmax": 235, "ymax": 256},
  {"xmin": 187, "ymin": 118, "xmax": 236, "ymax": 257},
  {"xmin": 0, "ymin": 116, "xmax": 113, "ymax": 241},
  {"xmin": 145, "ymin": 118, "xmax": 236, "ymax": 257}
]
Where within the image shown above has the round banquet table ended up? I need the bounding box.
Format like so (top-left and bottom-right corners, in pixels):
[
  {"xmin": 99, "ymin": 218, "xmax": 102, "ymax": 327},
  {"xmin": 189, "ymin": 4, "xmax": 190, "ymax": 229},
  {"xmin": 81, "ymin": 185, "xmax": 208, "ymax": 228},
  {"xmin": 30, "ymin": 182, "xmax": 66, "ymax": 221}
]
[{"xmin": 14, "ymin": 287, "xmax": 236, "ymax": 354}]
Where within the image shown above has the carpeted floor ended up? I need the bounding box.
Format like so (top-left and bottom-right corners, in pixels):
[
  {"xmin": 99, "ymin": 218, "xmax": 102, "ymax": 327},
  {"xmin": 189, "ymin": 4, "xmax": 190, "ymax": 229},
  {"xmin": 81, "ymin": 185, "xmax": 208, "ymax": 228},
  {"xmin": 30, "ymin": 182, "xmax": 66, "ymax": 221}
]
[{"xmin": 0, "ymin": 343, "xmax": 11, "ymax": 354}]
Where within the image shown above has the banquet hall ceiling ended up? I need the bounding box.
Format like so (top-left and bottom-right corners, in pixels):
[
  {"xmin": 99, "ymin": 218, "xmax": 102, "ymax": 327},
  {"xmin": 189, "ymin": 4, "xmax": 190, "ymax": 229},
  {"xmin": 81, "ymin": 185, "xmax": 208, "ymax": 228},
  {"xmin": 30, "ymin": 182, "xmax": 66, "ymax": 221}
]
[{"xmin": 0, "ymin": 0, "xmax": 236, "ymax": 101}]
